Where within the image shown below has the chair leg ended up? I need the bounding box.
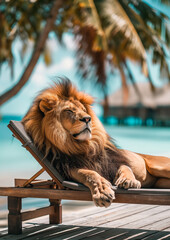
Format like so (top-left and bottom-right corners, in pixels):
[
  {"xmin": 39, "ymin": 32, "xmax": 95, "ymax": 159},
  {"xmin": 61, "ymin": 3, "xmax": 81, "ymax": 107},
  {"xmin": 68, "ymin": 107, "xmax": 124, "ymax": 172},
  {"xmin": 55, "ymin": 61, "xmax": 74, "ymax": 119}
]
[
  {"xmin": 49, "ymin": 199, "xmax": 62, "ymax": 224},
  {"xmin": 8, "ymin": 196, "xmax": 22, "ymax": 235}
]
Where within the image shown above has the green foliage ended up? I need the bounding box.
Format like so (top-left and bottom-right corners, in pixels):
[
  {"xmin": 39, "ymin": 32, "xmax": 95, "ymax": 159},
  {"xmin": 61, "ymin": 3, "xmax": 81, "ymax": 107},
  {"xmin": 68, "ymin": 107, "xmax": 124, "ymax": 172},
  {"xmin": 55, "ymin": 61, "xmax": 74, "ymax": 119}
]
[{"xmin": 0, "ymin": 0, "xmax": 54, "ymax": 72}]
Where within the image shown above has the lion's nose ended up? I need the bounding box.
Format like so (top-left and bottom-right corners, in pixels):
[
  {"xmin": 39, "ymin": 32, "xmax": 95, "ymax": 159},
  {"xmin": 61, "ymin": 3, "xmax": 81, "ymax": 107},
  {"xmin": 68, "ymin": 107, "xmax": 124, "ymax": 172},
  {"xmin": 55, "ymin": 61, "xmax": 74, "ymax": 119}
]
[{"xmin": 80, "ymin": 116, "xmax": 91, "ymax": 123}]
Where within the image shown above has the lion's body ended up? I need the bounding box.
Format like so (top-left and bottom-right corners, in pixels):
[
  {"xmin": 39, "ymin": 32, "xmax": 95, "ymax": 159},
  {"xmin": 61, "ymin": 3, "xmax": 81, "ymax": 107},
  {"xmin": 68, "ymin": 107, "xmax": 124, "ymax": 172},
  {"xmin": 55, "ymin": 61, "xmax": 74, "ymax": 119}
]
[{"xmin": 23, "ymin": 78, "xmax": 170, "ymax": 207}]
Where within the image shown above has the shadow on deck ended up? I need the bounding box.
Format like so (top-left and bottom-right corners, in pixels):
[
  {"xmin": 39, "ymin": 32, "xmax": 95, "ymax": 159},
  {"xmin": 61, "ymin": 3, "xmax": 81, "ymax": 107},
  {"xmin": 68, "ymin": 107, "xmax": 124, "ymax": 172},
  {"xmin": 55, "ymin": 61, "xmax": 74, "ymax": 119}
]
[{"xmin": 1, "ymin": 224, "xmax": 170, "ymax": 240}]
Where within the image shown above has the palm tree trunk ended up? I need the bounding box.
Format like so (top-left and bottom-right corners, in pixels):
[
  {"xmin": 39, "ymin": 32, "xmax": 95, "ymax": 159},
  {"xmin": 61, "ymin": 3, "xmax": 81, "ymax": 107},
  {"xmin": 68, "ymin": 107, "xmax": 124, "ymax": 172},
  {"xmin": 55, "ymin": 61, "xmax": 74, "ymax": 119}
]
[{"xmin": 0, "ymin": 0, "xmax": 62, "ymax": 106}]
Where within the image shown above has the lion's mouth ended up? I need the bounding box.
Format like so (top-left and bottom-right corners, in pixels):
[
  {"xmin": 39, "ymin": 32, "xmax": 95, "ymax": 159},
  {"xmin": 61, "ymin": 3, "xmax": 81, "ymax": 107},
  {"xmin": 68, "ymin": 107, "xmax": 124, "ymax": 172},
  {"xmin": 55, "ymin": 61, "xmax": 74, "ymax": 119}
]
[{"xmin": 72, "ymin": 127, "xmax": 91, "ymax": 138}]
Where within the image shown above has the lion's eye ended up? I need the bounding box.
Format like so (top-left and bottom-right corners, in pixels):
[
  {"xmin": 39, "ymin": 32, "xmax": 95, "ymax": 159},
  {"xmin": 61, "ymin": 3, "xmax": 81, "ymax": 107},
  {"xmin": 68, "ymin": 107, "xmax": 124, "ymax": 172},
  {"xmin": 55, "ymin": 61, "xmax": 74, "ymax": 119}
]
[
  {"xmin": 81, "ymin": 107, "xmax": 87, "ymax": 113},
  {"xmin": 66, "ymin": 109, "xmax": 73, "ymax": 113}
]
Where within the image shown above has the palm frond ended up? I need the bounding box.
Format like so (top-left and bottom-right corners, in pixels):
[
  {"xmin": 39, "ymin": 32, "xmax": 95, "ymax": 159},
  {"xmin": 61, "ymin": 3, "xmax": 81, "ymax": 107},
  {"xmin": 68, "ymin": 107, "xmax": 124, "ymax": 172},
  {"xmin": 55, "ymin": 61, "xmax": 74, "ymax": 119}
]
[
  {"xmin": 75, "ymin": 25, "xmax": 107, "ymax": 85},
  {"xmin": 127, "ymin": 0, "xmax": 170, "ymax": 46},
  {"xmin": 0, "ymin": 0, "xmax": 55, "ymax": 76},
  {"xmin": 101, "ymin": 0, "xmax": 148, "ymax": 75},
  {"xmin": 74, "ymin": 0, "xmax": 107, "ymax": 51},
  {"xmin": 122, "ymin": 0, "xmax": 170, "ymax": 81}
]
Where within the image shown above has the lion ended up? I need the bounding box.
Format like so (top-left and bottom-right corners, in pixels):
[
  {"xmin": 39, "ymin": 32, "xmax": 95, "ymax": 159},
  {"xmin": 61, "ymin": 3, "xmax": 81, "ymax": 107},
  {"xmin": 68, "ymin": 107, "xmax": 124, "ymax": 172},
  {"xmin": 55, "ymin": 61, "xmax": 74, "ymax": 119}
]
[{"xmin": 22, "ymin": 77, "xmax": 170, "ymax": 207}]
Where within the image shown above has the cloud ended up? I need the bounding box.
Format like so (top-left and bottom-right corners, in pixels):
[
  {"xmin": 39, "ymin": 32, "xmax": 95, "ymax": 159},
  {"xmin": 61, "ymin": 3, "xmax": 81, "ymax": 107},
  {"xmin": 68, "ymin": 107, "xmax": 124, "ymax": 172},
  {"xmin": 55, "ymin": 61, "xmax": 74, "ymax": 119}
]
[
  {"xmin": 28, "ymin": 56, "xmax": 75, "ymax": 91},
  {"xmin": 30, "ymin": 72, "xmax": 48, "ymax": 88},
  {"xmin": 48, "ymin": 57, "xmax": 74, "ymax": 73},
  {"xmin": 34, "ymin": 57, "xmax": 75, "ymax": 77},
  {"xmin": 46, "ymin": 38, "xmax": 59, "ymax": 52},
  {"xmin": 63, "ymin": 34, "xmax": 77, "ymax": 51}
]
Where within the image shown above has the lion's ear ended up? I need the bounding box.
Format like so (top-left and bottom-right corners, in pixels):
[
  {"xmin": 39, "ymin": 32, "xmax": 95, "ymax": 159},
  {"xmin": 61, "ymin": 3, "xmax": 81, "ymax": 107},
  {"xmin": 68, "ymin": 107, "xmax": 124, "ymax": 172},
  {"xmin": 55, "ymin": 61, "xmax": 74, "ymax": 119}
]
[{"xmin": 39, "ymin": 97, "xmax": 56, "ymax": 114}]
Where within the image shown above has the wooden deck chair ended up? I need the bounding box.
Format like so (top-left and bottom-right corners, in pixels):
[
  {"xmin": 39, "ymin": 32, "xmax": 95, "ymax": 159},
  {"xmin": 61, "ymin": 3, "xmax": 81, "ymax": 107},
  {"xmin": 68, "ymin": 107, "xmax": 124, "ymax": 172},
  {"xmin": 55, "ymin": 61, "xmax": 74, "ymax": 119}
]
[{"xmin": 0, "ymin": 120, "xmax": 170, "ymax": 235}]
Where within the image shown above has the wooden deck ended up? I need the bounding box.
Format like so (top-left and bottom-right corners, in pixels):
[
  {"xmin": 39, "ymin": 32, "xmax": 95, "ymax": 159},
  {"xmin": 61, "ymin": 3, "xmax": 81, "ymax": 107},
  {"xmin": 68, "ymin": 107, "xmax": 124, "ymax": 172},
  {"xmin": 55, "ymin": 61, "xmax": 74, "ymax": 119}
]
[{"xmin": 0, "ymin": 201, "xmax": 170, "ymax": 239}]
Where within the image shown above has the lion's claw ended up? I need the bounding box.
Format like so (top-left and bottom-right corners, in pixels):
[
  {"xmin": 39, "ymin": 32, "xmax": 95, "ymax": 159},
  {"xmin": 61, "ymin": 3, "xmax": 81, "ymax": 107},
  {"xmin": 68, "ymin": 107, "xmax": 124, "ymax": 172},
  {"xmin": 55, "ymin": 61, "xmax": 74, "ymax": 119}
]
[{"xmin": 115, "ymin": 178, "xmax": 141, "ymax": 189}]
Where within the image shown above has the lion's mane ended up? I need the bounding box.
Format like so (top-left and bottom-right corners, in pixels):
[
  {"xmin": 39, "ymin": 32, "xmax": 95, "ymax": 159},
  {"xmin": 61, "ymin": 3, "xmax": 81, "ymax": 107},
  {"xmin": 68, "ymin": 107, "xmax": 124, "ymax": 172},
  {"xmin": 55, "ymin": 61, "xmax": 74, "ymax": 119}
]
[{"xmin": 22, "ymin": 78, "xmax": 129, "ymax": 182}]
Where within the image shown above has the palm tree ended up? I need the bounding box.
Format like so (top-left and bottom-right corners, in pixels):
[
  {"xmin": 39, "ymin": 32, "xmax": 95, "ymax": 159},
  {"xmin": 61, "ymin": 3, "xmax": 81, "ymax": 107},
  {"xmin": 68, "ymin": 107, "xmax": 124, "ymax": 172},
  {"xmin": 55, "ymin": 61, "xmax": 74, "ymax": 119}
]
[
  {"xmin": 73, "ymin": 0, "xmax": 170, "ymax": 103},
  {"xmin": 0, "ymin": 0, "xmax": 169, "ymax": 106}
]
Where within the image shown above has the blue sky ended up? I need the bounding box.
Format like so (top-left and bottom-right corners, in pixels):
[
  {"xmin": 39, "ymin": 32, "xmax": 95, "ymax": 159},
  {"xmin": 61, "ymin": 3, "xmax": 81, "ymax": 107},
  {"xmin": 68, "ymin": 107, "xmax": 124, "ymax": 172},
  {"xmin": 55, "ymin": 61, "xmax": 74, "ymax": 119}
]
[{"xmin": 0, "ymin": 1, "xmax": 169, "ymax": 116}]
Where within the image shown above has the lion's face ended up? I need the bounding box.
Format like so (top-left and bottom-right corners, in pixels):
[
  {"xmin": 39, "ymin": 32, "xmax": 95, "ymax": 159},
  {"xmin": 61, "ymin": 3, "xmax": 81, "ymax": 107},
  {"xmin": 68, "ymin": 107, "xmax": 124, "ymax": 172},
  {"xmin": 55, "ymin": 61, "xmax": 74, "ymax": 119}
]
[
  {"xmin": 23, "ymin": 78, "xmax": 107, "ymax": 155},
  {"xmin": 40, "ymin": 97, "xmax": 92, "ymax": 145},
  {"xmin": 60, "ymin": 100, "xmax": 92, "ymax": 141}
]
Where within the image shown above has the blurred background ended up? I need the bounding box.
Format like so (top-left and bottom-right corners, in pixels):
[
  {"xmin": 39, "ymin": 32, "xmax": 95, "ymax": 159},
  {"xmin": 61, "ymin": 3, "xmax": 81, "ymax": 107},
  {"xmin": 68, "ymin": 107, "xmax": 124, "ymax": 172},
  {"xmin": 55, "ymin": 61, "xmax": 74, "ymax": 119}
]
[{"xmin": 0, "ymin": 0, "xmax": 170, "ymax": 229}]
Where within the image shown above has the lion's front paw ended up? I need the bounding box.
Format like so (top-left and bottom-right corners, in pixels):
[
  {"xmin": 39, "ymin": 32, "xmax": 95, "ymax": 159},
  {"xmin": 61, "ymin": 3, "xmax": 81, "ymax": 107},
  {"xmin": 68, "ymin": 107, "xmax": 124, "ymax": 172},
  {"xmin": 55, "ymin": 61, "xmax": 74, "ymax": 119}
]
[
  {"xmin": 92, "ymin": 178, "xmax": 115, "ymax": 208},
  {"xmin": 115, "ymin": 177, "xmax": 141, "ymax": 189}
]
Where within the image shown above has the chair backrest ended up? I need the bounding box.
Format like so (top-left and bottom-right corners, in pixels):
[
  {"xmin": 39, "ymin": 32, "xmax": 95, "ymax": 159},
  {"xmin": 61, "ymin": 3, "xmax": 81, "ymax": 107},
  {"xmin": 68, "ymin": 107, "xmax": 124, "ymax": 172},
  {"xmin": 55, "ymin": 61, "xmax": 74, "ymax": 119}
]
[{"xmin": 8, "ymin": 120, "xmax": 88, "ymax": 191}]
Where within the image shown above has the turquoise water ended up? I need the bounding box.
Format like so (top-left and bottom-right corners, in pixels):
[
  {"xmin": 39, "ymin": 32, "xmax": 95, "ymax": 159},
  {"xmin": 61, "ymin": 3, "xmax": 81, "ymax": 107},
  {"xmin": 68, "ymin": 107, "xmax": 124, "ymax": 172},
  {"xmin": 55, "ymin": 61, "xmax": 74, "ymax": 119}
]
[{"xmin": 0, "ymin": 118, "xmax": 40, "ymax": 173}]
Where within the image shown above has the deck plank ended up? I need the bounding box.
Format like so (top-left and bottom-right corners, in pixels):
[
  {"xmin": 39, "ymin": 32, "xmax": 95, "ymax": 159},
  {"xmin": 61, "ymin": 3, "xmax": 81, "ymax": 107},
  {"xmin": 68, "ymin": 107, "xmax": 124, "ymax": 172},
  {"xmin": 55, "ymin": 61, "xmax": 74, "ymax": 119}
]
[
  {"xmin": 48, "ymin": 226, "xmax": 104, "ymax": 240},
  {"xmin": 99, "ymin": 206, "xmax": 170, "ymax": 229},
  {"xmin": 115, "ymin": 208, "xmax": 170, "ymax": 230},
  {"xmin": 64, "ymin": 204, "xmax": 156, "ymax": 227},
  {"xmin": 142, "ymin": 231, "xmax": 170, "ymax": 240}
]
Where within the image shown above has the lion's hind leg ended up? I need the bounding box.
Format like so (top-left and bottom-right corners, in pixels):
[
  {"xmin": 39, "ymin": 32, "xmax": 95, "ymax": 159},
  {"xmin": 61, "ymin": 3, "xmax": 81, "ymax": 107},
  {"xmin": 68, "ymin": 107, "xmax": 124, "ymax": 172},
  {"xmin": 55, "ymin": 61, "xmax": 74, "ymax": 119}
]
[
  {"xmin": 114, "ymin": 165, "xmax": 141, "ymax": 189},
  {"xmin": 154, "ymin": 178, "xmax": 170, "ymax": 189},
  {"xmin": 140, "ymin": 154, "xmax": 170, "ymax": 179}
]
